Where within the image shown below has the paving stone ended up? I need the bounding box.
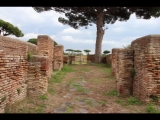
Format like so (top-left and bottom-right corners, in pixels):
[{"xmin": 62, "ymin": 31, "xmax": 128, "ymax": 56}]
[
  {"xmin": 75, "ymin": 99, "xmax": 86, "ymax": 107},
  {"xmin": 61, "ymin": 102, "xmax": 74, "ymax": 108},
  {"xmin": 54, "ymin": 107, "xmax": 68, "ymax": 113},
  {"xmin": 63, "ymin": 93, "xmax": 72, "ymax": 98},
  {"xmin": 78, "ymin": 108, "xmax": 88, "ymax": 113},
  {"xmin": 69, "ymin": 87, "xmax": 77, "ymax": 91}
]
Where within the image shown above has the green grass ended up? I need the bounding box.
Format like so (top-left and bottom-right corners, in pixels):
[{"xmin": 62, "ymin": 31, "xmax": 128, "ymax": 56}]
[
  {"xmin": 146, "ymin": 103, "xmax": 160, "ymax": 113},
  {"xmin": 50, "ymin": 65, "xmax": 75, "ymax": 83},
  {"xmin": 126, "ymin": 96, "xmax": 142, "ymax": 105},
  {"xmin": 116, "ymin": 96, "xmax": 142, "ymax": 106},
  {"xmin": 104, "ymin": 89, "xmax": 118, "ymax": 96},
  {"xmin": 80, "ymin": 67, "xmax": 89, "ymax": 72},
  {"xmin": 48, "ymin": 88, "xmax": 55, "ymax": 95},
  {"xmin": 38, "ymin": 94, "xmax": 48, "ymax": 100},
  {"xmin": 104, "ymin": 68, "xmax": 112, "ymax": 74}
]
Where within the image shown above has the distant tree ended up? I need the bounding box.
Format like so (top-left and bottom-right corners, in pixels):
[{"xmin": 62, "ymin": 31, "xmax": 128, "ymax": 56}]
[
  {"xmin": 27, "ymin": 38, "xmax": 58, "ymax": 46},
  {"xmin": 0, "ymin": 19, "xmax": 24, "ymax": 37},
  {"xmin": 65, "ymin": 49, "xmax": 74, "ymax": 56},
  {"xmin": 74, "ymin": 50, "xmax": 82, "ymax": 55},
  {"xmin": 103, "ymin": 50, "xmax": 110, "ymax": 55},
  {"xmin": 123, "ymin": 44, "xmax": 132, "ymax": 49},
  {"xmin": 84, "ymin": 49, "xmax": 91, "ymax": 55},
  {"xmin": 33, "ymin": 7, "xmax": 160, "ymax": 63},
  {"xmin": 27, "ymin": 38, "xmax": 37, "ymax": 45}
]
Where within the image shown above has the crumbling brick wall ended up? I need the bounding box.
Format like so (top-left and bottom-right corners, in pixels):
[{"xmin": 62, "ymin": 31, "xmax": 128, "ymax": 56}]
[
  {"xmin": 115, "ymin": 49, "xmax": 134, "ymax": 96},
  {"xmin": 53, "ymin": 45, "xmax": 64, "ymax": 70},
  {"xmin": 0, "ymin": 35, "xmax": 55, "ymax": 113},
  {"xmin": 87, "ymin": 55, "xmax": 95, "ymax": 63},
  {"xmin": 37, "ymin": 35, "xmax": 54, "ymax": 78},
  {"xmin": 100, "ymin": 56, "xmax": 106, "ymax": 63},
  {"xmin": 112, "ymin": 48, "xmax": 122, "ymax": 77},
  {"xmin": 106, "ymin": 54, "xmax": 112, "ymax": 65},
  {"xmin": 131, "ymin": 35, "xmax": 160, "ymax": 103},
  {"xmin": 63, "ymin": 55, "xmax": 69, "ymax": 64},
  {"xmin": 0, "ymin": 36, "xmax": 37, "ymax": 113},
  {"xmin": 27, "ymin": 55, "xmax": 49, "ymax": 96}
]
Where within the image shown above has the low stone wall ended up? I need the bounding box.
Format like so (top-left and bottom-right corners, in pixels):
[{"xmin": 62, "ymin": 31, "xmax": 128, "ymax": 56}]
[{"xmin": 53, "ymin": 45, "xmax": 64, "ymax": 71}]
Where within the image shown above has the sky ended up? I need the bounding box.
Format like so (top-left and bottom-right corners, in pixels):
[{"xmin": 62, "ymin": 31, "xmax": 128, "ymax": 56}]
[{"xmin": 1, "ymin": 7, "xmax": 160, "ymax": 54}]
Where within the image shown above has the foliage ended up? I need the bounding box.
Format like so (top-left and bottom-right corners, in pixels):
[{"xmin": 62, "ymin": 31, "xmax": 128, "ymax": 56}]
[
  {"xmin": 27, "ymin": 38, "xmax": 58, "ymax": 46},
  {"xmin": 84, "ymin": 49, "xmax": 91, "ymax": 55},
  {"xmin": 105, "ymin": 89, "xmax": 118, "ymax": 96},
  {"xmin": 130, "ymin": 69, "xmax": 136, "ymax": 78},
  {"xmin": 74, "ymin": 50, "xmax": 82, "ymax": 55},
  {"xmin": 65, "ymin": 49, "xmax": 74, "ymax": 56},
  {"xmin": 123, "ymin": 44, "xmax": 132, "ymax": 49},
  {"xmin": 103, "ymin": 50, "xmax": 110, "ymax": 55},
  {"xmin": 0, "ymin": 19, "xmax": 24, "ymax": 37},
  {"xmin": 126, "ymin": 96, "xmax": 142, "ymax": 105},
  {"xmin": 27, "ymin": 51, "xmax": 34, "ymax": 61},
  {"xmin": 38, "ymin": 94, "xmax": 48, "ymax": 100},
  {"xmin": 146, "ymin": 103, "xmax": 160, "ymax": 113},
  {"xmin": 1, "ymin": 96, "xmax": 6, "ymax": 103},
  {"xmin": 17, "ymin": 88, "xmax": 21, "ymax": 95},
  {"xmin": 33, "ymin": 7, "xmax": 160, "ymax": 63}
]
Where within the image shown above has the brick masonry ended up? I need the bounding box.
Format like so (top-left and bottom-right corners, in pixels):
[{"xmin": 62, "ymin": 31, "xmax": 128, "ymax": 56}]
[
  {"xmin": 53, "ymin": 45, "xmax": 64, "ymax": 71},
  {"xmin": 115, "ymin": 49, "xmax": 134, "ymax": 96},
  {"xmin": 0, "ymin": 35, "xmax": 58, "ymax": 113},
  {"xmin": 112, "ymin": 34, "xmax": 160, "ymax": 103}
]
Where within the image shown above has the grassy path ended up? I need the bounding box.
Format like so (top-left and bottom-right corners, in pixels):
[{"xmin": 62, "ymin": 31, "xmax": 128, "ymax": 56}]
[{"xmin": 5, "ymin": 63, "xmax": 160, "ymax": 113}]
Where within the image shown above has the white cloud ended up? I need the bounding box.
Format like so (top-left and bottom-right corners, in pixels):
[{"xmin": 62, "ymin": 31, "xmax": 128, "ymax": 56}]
[
  {"xmin": 111, "ymin": 27, "xmax": 126, "ymax": 33},
  {"xmin": 62, "ymin": 28, "xmax": 82, "ymax": 34},
  {"xmin": 60, "ymin": 36, "xmax": 95, "ymax": 44}
]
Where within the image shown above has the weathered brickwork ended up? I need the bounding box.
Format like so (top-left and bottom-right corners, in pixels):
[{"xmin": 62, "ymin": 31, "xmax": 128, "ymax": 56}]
[
  {"xmin": 0, "ymin": 35, "xmax": 58, "ymax": 113},
  {"xmin": 53, "ymin": 45, "xmax": 64, "ymax": 70},
  {"xmin": 112, "ymin": 48, "xmax": 122, "ymax": 77},
  {"xmin": 68, "ymin": 56, "xmax": 75, "ymax": 64},
  {"xmin": 87, "ymin": 55, "xmax": 95, "ymax": 63},
  {"xmin": 112, "ymin": 34, "xmax": 160, "ymax": 103},
  {"xmin": 63, "ymin": 55, "xmax": 69, "ymax": 64},
  {"xmin": 100, "ymin": 56, "xmax": 106, "ymax": 63},
  {"xmin": 115, "ymin": 49, "xmax": 134, "ymax": 96},
  {"xmin": 106, "ymin": 54, "xmax": 112, "ymax": 65},
  {"xmin": 27, "ymin": 55, "xmax": 49, "ymax": 96},
  {"xmin": 131, "ymin": 35, "xmax": 160, "ymax": 103},
  {"xmin": 37, "ymin": 35, "xmax": 54, "ymax": 78}
]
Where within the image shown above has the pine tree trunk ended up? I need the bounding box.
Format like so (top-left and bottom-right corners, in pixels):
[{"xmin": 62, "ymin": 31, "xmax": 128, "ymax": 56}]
[{"xmin": 94, "ymin": 11, "xmax": 105, "ymax": 63}]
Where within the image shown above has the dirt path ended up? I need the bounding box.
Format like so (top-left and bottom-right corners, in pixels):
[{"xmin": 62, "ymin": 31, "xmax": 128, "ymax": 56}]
[
  {"xmin": 6, "ymin": 64, "xmax": 160, "ymax": 113},
  {"xmin": 46, "ymin": 64, "xmax": 143, "ymax": 113}
]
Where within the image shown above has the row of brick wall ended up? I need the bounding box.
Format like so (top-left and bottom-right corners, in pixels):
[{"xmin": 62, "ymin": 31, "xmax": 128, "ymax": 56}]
[
  {"xmin": 0, "ymin": 35, "xmax": 64, "ymax": 113},
  {"xmin": 112, "ymin": 34, "xmax": 160, "ymax": 103}
]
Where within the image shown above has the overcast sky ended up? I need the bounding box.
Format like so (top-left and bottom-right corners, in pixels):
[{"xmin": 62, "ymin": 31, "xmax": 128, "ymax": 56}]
[{"xmin": 1, "ymin": 7, "xmax": 160, "ymax": 54}]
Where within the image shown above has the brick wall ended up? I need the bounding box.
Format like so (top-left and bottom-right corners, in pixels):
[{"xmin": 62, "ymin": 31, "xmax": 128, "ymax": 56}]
[
  {"xmin": 27, "ymin": 55, "xmax": 49, "ymax": 96},
  {"xmin": 115, "ymin": 49, "xmax": 134, "ymax": 96},
  {"xmin": 87, "ymin": 55, "xmax": 95, "ymax": 63},
  {"xmin": 53, "ymin": 45, "xmax": 64, "ymax": 70},
  {"xmin": 112, "ymin": 48, "xmax": 123, "ymax": 77},
  {"xmin": 0, "ymin": 35, "xmax": 56, "ymax": 113},
  {"xmin": 131, "ymin": 35, "xmax": 160, "ymax": 103},
  {"xmin": 106, "ymin": 54, "xmax": 112, "ymax": 65},
  {"xmin": 63, "ymin": 55, "xmax": 69, "ymax": 64},
  {"xmin": 37, "ymin": 35, "xmax": 54, "ymax": 78}
]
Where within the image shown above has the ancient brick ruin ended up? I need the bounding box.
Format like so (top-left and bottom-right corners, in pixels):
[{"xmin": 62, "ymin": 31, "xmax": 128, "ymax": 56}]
[
  {"xmin": 0, "ymin": 35, "xmax": 64, "ymax": 113},
  {"xmin": 112, "ymin": 34, "xmax": 160, "ymax": 104},
  {"xmin": 53, "ymin": 45, "xmax": 64, "ymax": 71}
]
